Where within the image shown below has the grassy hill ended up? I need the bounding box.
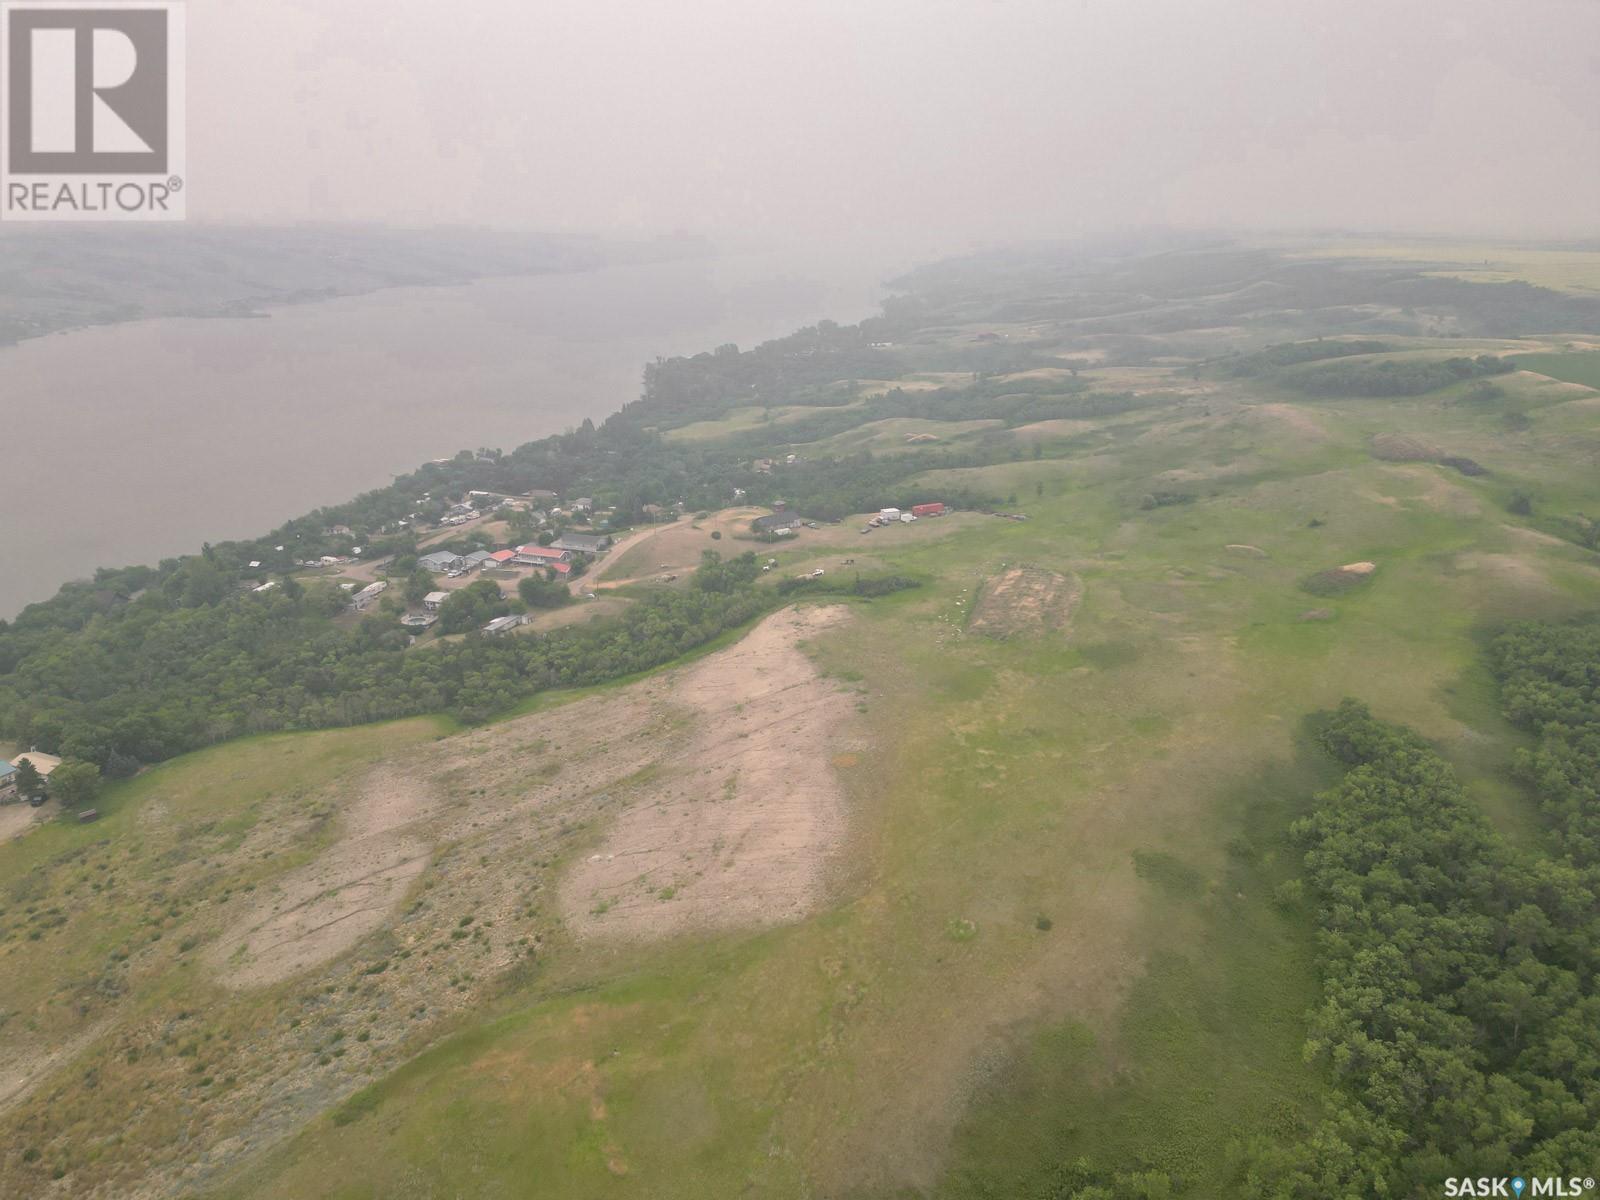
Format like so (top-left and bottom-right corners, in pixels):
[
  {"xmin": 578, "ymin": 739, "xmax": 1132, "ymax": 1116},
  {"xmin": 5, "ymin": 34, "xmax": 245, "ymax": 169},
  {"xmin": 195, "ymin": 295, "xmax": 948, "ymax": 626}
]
[{"xmin": 4, "ymin": 236, "xmax": 1600, "ymax": 1197}]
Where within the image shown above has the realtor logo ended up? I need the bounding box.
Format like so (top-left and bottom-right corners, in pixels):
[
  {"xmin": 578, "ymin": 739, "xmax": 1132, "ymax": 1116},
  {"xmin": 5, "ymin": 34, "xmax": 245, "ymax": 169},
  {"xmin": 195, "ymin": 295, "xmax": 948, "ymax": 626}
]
[{"xmin": 1, "ymin": 0, "xmax": 185, "ymax": 220}]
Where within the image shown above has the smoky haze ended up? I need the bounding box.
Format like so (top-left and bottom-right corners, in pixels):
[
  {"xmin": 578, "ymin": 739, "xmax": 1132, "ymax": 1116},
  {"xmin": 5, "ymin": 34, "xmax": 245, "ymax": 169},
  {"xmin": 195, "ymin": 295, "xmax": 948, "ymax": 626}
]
[{"xmin": 191, "ymin": 0, "xmax": 1600, "ymax": 243}]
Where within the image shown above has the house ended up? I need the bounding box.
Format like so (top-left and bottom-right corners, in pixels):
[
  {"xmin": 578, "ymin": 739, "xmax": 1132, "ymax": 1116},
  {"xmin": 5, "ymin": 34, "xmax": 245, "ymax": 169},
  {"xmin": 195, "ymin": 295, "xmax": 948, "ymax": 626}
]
[
  {"xmin": 571, "ymin": 497, "xmax": 594, "ymax": 512},
  {"xmin": 419, "ymin": 551, "xmax": 466, "ymax": 573},
  {"xmin": 462, "ymin": 550, "xmax": 496, "ymax": 571},
  {"xmin": 512, "ymin": 544, "xmax": 572, "ymax": 566},
  {"xmin": 423, "ymin": 591, "xmax": 450, "ymax": 612},
  {"xmin": 552, "ymin": 533, "xmax": 610, "ymax": 555},
  {"xmin": 0, "ymin": 754, "xmax": 56, "ymax": 803},
  {"xmin": 912, "ymin": 502, "xmax": 946, "ymax": 517},
  {"xmin": 349, "ymin": 581, "xmax": 388, "ymax": 610},
  {"xmin": 482, "ymin": 614, "xmax": 529, "ymax": 636},
  {"xmin": 488, "ymin": 549, "xmax": 517, "ymax": 566},
  {"xmin": 12, "ymin": 752, "xmax": 61, "ymax": 781}
]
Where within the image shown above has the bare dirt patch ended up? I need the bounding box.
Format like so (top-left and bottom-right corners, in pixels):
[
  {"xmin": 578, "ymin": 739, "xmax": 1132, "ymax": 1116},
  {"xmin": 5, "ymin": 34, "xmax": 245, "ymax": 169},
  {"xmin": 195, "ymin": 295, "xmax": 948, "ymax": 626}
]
[
  {"xmin": 562, "ymin": 605, "xmax": 856, "ymax": 940},
  {"xmin": 0, "ymin": 801, "xmax": 50, "ymax": 843},
  {"xmin": 208, "ymin": 766, "xmax": 436, "ymax": 988},
  {"xmin": 968, "ymin": 568, "xmax": 1083, "ymax": 638}
]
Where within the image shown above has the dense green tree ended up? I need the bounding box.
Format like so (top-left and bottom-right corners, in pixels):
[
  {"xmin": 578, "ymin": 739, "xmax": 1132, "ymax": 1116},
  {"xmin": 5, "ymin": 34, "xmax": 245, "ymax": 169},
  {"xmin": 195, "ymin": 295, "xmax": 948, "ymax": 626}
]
[
  {"xmin": 49, "ymin": 759, "xmax": 101, "ymax": 808},
  {"xmin": 436, "ymin": 581, "xmax": 509, "ymax": 635},
  {"xmin": 11, "ymin": 757, "xmax": 44, "ymax": 802},
  {"xmin": 1241, "ymin": 691, "xmax": 1600, "ymax": 1196},
  {"xmin": 517, "ymin": 574, "xmax": 570, "ymax": 610}
]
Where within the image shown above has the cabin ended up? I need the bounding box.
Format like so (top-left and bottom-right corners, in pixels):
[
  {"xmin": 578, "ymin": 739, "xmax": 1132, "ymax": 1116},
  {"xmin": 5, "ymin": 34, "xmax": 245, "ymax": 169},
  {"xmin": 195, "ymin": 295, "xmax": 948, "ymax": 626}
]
[
  {"xmin": 423, "ymin": 591, "xmax": 450, "ymax": 612},
  {"xmin": 462, "ymin": 550, "xmax": 496, "ymax": 571}
]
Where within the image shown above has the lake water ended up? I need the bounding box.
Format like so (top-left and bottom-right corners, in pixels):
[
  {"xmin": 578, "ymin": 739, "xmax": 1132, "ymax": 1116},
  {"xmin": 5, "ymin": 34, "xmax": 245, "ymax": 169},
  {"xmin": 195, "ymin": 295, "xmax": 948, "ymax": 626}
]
[{"xmin": 0, "ymin": 247, "xmax": 899, "ymax": 617}]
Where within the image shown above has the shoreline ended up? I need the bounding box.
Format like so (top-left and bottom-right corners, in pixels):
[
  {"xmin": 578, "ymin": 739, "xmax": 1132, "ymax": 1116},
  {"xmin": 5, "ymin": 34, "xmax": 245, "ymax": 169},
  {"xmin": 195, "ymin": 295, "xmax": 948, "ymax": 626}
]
[{"xmin": 0, "ymin": 249, "xmax": 891, "ymax": 618}]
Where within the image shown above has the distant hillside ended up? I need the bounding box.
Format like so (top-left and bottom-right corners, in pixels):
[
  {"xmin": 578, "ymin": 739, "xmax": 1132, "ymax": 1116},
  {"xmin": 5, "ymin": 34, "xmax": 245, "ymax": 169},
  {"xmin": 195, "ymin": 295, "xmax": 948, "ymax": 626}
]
[{"xmin": 0, "ymin": 225, "xmax": 703, "ymax": 345}]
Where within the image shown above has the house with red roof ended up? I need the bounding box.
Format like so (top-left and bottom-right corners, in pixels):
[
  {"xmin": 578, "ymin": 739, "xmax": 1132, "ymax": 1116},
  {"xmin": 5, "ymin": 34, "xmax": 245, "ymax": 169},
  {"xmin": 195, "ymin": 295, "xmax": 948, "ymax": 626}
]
[{"xmin": 511, "ymin": 544, "xmax": 572, "ymax": 567}]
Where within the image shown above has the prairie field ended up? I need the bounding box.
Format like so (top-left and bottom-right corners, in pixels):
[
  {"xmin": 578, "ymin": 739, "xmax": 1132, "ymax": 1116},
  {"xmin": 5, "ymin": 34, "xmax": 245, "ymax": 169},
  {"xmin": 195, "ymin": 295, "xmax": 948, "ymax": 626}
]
[{"xmin": 6, "ymin": 238, "xmax": 1600, "ymax": 1198}]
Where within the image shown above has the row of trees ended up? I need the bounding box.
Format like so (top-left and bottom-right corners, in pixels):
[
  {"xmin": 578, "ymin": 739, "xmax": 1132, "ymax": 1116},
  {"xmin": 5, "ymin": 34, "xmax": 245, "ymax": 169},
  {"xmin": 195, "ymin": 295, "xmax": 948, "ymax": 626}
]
[
  {"xmin": 1291, "ymin": 354, "xmax": 1513, "ymax": 398},
  {"xmin": 0, "ymin": 558, "xmax": 772, "ymax": 767}
]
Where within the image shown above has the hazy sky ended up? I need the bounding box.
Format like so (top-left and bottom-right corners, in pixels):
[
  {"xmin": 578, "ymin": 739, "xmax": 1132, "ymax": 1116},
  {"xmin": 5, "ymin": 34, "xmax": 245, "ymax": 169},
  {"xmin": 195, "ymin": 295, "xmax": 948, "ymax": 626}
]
[{"xmin": 192, "ymin": 0, "xmax": 1600, "ymax": 242}]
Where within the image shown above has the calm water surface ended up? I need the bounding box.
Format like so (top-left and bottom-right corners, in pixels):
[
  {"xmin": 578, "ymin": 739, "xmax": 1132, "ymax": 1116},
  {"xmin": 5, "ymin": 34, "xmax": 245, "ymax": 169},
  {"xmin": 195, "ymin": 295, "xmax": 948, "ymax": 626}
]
[{"xmin": 0, "ymin": 249, "xmax": 897, "ymax": 616}]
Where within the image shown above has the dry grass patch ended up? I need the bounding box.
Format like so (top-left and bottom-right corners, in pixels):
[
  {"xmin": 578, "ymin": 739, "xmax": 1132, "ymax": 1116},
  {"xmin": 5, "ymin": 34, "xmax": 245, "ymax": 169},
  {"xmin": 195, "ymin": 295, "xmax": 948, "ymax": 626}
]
[{"xmin": 968, "ymin": 568, "xmax": 1083, "ymax": 639}]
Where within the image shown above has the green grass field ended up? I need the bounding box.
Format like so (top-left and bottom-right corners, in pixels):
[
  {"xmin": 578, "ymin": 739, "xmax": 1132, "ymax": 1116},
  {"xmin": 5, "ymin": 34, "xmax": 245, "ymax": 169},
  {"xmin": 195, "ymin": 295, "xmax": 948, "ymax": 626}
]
[
  {"xmin": 1513, "ymin": 350, "xmax": 1600, "ymax": 390},
  {"xmin": 196, "ymin": 371, "xmax": 1599, "ymax": 1197},
  {"xmin": 9, "ymin": 241, "xmax": 1600, "ymax": 1198}
]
